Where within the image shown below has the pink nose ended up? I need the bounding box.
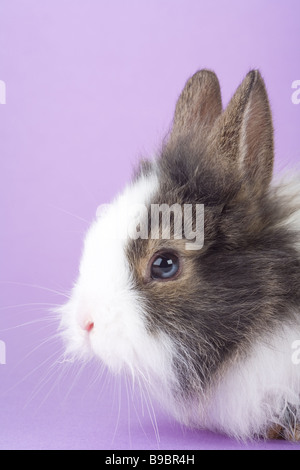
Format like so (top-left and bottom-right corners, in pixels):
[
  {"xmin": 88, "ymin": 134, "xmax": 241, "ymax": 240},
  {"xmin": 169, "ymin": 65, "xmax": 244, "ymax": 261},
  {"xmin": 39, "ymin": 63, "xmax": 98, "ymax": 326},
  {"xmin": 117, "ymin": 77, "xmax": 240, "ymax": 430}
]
[{"xmin": 83, "ymin": 321, "xmax": 94, "ymax": 333}]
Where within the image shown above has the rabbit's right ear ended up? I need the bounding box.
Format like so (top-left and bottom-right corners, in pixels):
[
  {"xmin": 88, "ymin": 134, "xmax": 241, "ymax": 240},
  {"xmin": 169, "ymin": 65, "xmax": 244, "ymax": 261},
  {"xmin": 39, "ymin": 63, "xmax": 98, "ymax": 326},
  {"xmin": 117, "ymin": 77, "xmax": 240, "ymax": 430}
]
[
  {"xmin": 208, "ymin": 70, "xmax": 274, "ymax": 197},
  {"xmin": 168, "ymin": 69, "xmax": 223, "ymax": 145}
]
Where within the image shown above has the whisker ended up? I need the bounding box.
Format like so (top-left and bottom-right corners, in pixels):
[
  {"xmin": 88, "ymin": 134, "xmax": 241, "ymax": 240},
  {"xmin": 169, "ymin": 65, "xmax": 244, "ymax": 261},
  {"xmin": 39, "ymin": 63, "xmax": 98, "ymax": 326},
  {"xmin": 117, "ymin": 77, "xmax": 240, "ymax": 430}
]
[
  {"xmin": 2, "ymin": 343, "xmax": 62, "ymax": 399},
  {"xmin": 61, "ymin": 360, "xmax": 86, "ymax": 405},
  {"xmin": 8, "ymin": 332, "xmax": 61, "ymax": 377},
  {"xmin": 48, "ymin": 203, "xmax": 90, "ymax": 224},
  {"xmin": 0, "ymin": 303, "xmax": 61, "ymax": 312},
  {"xmin": 96, "ymin": 363, "xmax": 111, "ymax": 400},
  {"xmin": 139, "ymin": 376, "xmax": 161, "ymax": 447},
  {"xmin": 23, "ymin": 351, "xmax": 65, "ymax": 410},
  {"xmin": 90, "ymin": 361, "xmax": 107, "ymax": 400},
  {"xmin": 111, "ymin": 375, "xmax": 122, "ymax": 448},
  {"xmin": 131, "ymin": 375, "xmax": 152, "ymax": 444},
  {"xmin": 0, "ymin": 280, "xmax": 70, "ymax": 299},
  {"xmin": 93, "ymin": 362, "xmax": 106, "ymax": 389},
  {"xmin": 137, "ymin": 375, "xmax": 145, "ymax": 418},
  {"xmin": 124, "ymin": 373, "xmax": 132, "ymax": 449},
  {"xmin": 0, "ymin": 316, "xmax": 58, "ymax": 332}
]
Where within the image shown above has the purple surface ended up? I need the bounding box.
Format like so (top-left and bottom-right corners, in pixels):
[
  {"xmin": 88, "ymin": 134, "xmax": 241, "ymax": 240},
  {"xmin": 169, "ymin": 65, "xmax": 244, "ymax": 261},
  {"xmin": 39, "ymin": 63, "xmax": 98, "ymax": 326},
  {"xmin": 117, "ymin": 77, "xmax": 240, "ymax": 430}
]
[{"xmin": 0, "ymin": 0, "xmax": 299, "ymax": 450}]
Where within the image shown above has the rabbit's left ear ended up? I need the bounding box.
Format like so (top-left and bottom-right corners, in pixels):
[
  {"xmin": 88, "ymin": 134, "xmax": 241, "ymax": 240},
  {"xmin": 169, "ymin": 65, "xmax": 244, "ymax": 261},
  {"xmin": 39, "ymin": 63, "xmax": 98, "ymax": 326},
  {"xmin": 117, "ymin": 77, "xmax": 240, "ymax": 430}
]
[
  {"xmin": 209, "ymin": 70, "xmax": 274, "ymax": 196},
  {"xmin": 168, "ymin": 69, "xmax": 223, "ymax": 145}
]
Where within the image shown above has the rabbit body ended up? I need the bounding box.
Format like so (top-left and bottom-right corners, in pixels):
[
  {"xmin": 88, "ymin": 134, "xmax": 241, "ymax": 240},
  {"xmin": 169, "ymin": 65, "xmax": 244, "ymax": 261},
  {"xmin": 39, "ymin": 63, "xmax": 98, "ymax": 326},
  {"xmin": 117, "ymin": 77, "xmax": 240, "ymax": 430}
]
[{"xmin": 60, "ymin": 70, "xmax": 300, "ymax": 440}]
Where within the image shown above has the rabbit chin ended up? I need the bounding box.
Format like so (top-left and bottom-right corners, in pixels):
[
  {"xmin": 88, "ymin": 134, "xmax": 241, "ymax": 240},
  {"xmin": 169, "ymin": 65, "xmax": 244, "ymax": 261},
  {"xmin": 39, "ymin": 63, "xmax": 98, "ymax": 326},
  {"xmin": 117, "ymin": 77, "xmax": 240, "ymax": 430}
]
[{"xmin": 58, "ymin": 290, "xmax": 178, "ymax": 406}]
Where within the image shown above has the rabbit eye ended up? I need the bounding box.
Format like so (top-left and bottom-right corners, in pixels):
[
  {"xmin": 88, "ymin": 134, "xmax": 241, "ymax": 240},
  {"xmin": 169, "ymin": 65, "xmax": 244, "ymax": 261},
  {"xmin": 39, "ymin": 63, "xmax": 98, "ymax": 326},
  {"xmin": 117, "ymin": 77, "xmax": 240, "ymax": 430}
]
[{"xmin": 150, "ymin": 252, "xmax": 180, "ymax": 280}]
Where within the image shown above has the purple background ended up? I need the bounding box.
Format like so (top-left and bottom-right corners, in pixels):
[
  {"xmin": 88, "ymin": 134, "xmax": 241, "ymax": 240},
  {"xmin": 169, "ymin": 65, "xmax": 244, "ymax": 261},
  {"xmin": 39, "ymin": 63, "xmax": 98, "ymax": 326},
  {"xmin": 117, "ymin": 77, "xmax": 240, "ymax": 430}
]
[{"xmin": 0, "ymin": 0, "xmax": 299, "ymax": 450}]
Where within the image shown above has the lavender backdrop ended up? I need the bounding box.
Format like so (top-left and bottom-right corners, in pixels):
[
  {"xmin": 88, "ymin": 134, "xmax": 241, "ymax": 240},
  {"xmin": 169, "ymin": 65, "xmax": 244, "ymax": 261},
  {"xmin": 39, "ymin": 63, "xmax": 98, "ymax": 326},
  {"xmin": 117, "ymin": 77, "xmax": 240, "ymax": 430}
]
[{"xmin": 0, "ymin": 0, "xmax": 299, "ymax": 450}]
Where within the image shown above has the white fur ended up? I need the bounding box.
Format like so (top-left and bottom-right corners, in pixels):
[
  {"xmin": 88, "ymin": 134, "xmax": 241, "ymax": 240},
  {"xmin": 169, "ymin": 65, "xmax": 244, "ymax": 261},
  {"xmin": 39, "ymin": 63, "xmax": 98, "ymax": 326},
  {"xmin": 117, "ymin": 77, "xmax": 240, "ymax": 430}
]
[
  {"xmin": 59, "ymin": 169, "xmax": 300, "ymax": 440},
  {"xmin": 158, "ymin": 176, "xmax": 300, "ymax": 438},
  {"xmin": 204, "ymin": 320, "xmax": 300, "ymax": 439},
  {"xmin": 158, "ymin": 319, "xmax": 300, "ymax": 440},
  {"xmin": 59, "ymin": 171, "xmax": 178, "ymax": 398},
  {"xmin": 199, "ymin": 177, "xmax": 300, "ymax": 438},
  {"xmin": 186, "ymin": 178, "xmax": 300, "ymax": 438},
  {"xmin": 274, "ymin": 174, "xmax": 300, "ymax": 249}
]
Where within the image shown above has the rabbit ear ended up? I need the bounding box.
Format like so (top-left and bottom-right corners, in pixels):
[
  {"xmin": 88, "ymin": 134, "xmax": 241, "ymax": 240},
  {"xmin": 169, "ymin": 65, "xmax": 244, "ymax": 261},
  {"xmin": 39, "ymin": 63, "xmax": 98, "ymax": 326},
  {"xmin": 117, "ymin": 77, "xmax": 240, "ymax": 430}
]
[
  {"xmin": 209, "ymin": 70, "xmax": 274, "ymax": 196},
  {"xmin": 168, "ymin": 69, "xmax": 222, "ymax": 144}
]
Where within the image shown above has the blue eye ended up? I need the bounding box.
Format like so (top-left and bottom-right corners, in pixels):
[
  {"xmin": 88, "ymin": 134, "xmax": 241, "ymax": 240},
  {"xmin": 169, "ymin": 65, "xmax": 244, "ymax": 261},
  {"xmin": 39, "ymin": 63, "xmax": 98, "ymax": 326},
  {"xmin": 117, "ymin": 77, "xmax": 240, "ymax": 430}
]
[{"xmin": 151, "ymin": 253, "xmax": 180, "ymax": 280}]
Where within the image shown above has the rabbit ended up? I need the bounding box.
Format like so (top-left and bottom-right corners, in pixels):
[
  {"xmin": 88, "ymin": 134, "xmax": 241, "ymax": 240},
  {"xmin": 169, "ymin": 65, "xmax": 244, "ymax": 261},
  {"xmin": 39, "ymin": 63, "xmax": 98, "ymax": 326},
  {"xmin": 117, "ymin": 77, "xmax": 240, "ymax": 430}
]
[{"xmin": 59, "ymin": 69, "xmax": 300, "ymax": 441}]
